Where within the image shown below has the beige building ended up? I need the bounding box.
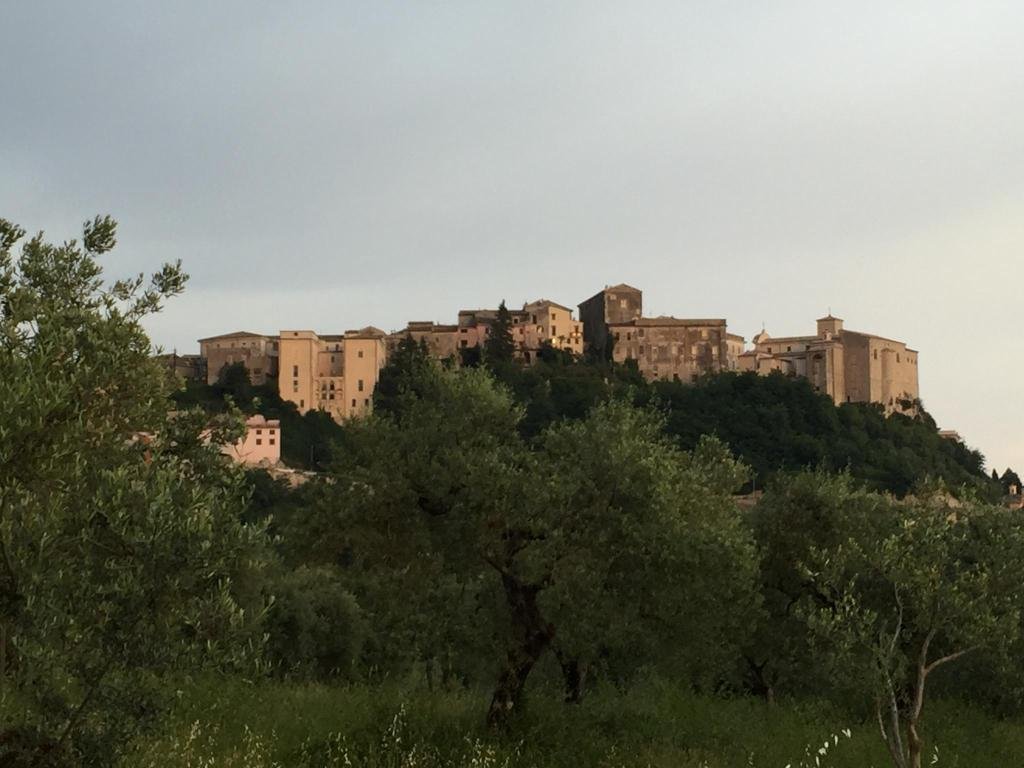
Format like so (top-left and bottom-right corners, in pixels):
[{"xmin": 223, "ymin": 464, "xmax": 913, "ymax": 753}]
[
  {"xmin": 726, "ymin": 333, "xmax": 746, "ymax": 371},
  {"xmin": 610, "ymin": 316, "xmax": 731, "ymax": 381},
  {"xmin": 221, "ymin": 415, "xmax": 281, "ymax": 466},
  {"xmin": 457, "ymin": 299, "xmax": 584, "ymax": 361},
  {"xmin": 278, "ymin": 327, "xmax": 387, "ymax": 421},
  {"xmin": 198, "ymin": 331, "xmax": 279, "ymax": 385},
  {"xmin": 738, "ymin": 315, "xmax": 920, "ymax": 411},
  {"xmin": 387, "ymin": 322, "xmax": 460, "ymax": 361},
  {"xmin": 156, "ymin": 352, "xmax": 206, "ymax": 382}
]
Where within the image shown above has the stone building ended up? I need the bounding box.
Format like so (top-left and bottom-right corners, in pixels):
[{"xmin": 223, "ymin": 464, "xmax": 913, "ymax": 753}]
[
  {"xmin": 456, "ymin": 299, "xmax": 584, "ymax": 361},
  {"xmin": 198, "ymin": 331, "xmax": 279, "ymax": 385},
  {"xmin": 610, "ymin": 316, "xmax": 731, "ymax": 381},
  {"xmin": 737, "ymin": 315, "xmax": 919, "ymax": 412},
  {"xmin": 386, "ymin": 322, "xmax": 460, "ymax": 361},
  {"xmin": 580, "ymin": 284, "xmax": 731, "ymax": 380},
  {"xmin": 577, "ymin": 284, "xmax": 643, "ymax": 358},
  {"xmin": 278, "ymin": 327, "xmax": 387, "ymax": 421},
  {"xmin": 155, "ymin": 352, "xmax": 206, "ymax": 382},
  {"xmin": 726, "ymin": 334, "xmax": 746, "ymax": 371}
]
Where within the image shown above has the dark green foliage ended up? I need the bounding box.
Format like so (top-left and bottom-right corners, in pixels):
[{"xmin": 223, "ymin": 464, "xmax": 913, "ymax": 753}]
[
  {"xmin": 0, "ymin": 217, "xmax": 268, "ymax": 764},
  {"xmin": 1000, "ymin": 467, "xmax": 1022, "ymax": 494},
  {"xmin": 649, "ymin": 371, "xmax": 995, "ymax": 497},
  {"xmin": 373, "ymin": 334, "xmax": 433, "ymax": 418},
  {"xmin": 263, "ymin": 567, "xmax": 366, "ymax": 680},
  {"xmin": 483, "ymin": 300, "xmax": 515, "ymax": 365},
  {"xmin": 288, "ymin": 361, "xmax": 760, "ymax": 725}
]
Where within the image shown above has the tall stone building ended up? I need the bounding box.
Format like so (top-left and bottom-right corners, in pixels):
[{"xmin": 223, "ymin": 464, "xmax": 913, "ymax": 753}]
[
  {"xmin": 198, "ymin": 331, "xmax": 279, "ymax": 385},
  {"xmin": 577, "ymin": 284, "xmax": 642, "ymax": 358},
  {"xmin": 579, "ymin": 284, "xmax": 731, "ymax": 380},
  {"xmin": 278, "ymin": 327, "xmax": 387, "ymax": 421},
  {"xmin": 738, "ymin": 315, "xmax": 920, "ymax": 411}
]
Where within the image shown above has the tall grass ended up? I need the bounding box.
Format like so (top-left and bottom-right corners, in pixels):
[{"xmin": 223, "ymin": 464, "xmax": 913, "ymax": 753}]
[{"xmin": 121, "ymin": 676, "xmax": 1024, "ymax": 767}]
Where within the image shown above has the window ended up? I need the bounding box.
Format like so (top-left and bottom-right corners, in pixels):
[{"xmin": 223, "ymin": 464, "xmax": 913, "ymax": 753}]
[
  {"xmin": 896, "ymin": 354, "xmax": 901, "ymax": 363},
  {"xmin": 256, "ymin": 429, "xmax": 262, "ymax": 435},
  {"xmin": 351, "ymin": 399, "xmax": 356, "ymax": 407},
  {"xmin": 364, "ymin": 398, "xmax": 369, "ymax": 406},
  {"xmin": 269, "ymin": 439, "xmax": 275, "ymax": 446},
  {"xmin": 638, "ymin": 329, "xmax": 644, "ymax": 338},
  {"xmin": 461, "ymin": 339, "xmax": 468, "ymax": 348},
  {"xmin": 787, "ymin": 346, "xmax": 791, "ymax": 352},
  {"xmin": 292, "ymin": 365, "xmax": 299, "ymax": 377},
  {"xmin": 256, "ymin": 439, "xmax": 262, "ymax": 445},
  {"xmin": 873, "ymin": 350, "xmax": 878, "ymax": 360},
  {"xmin": 331, "ymin": 355, "xmax": 335, "ymax": 362},
  {"xmin": 299, "ymin": 399, "xmax": 304, "ymax": 408},
  {"xmin": 551, "ymin": 325, "xmax": 557, "ymax": 336},
  {"xmin": 269, "ymin": 430, "xmax": 275, "ymax": 435},
  {"xmin": 292, "ymin": 381, "xmax": 299, "ymax": 392},
  {"xmin": 620, "ymin": 299, "xmax": 627, "ymax": 308},
  {"xmin": 329, "ymin": 394, "xmax": 334, "ymax": 400},
  {"xmin": 358, "ymin": 379, "xmax": 364, "ymax": 392},
  {"xmin": 358, "ymin": 350, "xmax": 364, "ymax": 358}
]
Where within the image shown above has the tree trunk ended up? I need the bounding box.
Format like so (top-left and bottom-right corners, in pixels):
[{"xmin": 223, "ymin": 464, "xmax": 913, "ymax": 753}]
[
  {"xmin": 907, "ymin": 720, "xmax": 923, "ymax": 768},
  {"xmin": 486, "ymin": 574, "xmax": 553, "ymax": 728},
  {"xmin": 554, "ymin": 646, "xmax": 586, "ymax": 704}
]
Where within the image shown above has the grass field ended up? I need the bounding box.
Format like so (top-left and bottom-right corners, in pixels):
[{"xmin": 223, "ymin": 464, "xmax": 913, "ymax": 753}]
[{"xmin": 119, "ymin": 677, "xmax": 1024, "ymax": 767}]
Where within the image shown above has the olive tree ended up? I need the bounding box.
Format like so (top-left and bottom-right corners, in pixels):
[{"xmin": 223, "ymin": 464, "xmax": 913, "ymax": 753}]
[
  {"xmin": 804, "ymin": 493, "xmax": 1024, "ymax": 768},
  {"xmin": 0, "ymin": 217, "xmax": 267, "ymax": 765},
  {"xmin": 304, "ymin": 361, "xmax": 760, "ymax": 727}
]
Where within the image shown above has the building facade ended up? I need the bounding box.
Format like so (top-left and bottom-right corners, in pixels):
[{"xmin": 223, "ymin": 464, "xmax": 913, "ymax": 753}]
[
  {"xmin": 198, "ymin": 331, "xmax": 279, "ymax": 385},
  {"xmin": 221, "ymin": 415, "xmax": 281, "ymax": 466},
  {"xmin": 456, "ymin": 299, "xmax": 584, "ymax": 361},
  {"xmin": 581, "ymin": 284, "xmax": 731, "ymax": 380},
  {"xmin": 578, "ymin": 284, "xmax": 643, "ymax": 358},
  {"xmin": 737, "ymin": 315, "xmax": 920, "ymax": 411},
  {"xmin": 386, "ymin": 322, "xmax": 460, "ymax": 361},
  {"xmin": 278, "ymin": 327, "xmax": 387, "ymax": 421},
  {"xmin": 610, "ymin": 316, "xmax": 731, "ymax": 381}
]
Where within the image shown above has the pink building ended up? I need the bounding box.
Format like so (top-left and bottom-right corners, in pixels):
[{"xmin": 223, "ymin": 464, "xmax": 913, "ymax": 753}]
[{"xmin": 221, "ymin": 415, "xmax": 281, "ymax": 466}]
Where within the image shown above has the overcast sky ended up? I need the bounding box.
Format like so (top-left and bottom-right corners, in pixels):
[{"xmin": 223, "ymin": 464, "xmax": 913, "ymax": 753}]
[{"xmin": 3, "ymin": 2, "xmax": 1021, "ymax": 472}]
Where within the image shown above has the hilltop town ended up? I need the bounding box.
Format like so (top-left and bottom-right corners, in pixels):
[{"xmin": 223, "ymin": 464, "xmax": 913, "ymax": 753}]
[{"xmin": 163, "ymin": 283, "xmax": 921, "ymax": 426}]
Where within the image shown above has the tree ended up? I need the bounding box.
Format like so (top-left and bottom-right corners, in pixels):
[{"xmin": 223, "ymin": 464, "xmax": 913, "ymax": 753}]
[
  {"xmin": 745, "ymin": 471, "xmax": 896, "ymax": 703},
  {"xmin": 216, "ymin": 360, "xmax": 254, "ymax": 408},
  {"xmin": 1000, "ymin": 467, "xmax": 1021, "ymax": 494},
  {"xmin": 263, "ymin": 566, "xmax": 365, "ymax": 680},
  {"xmin": 483, "ymin": 300, "xmax": 515, "ymax": 365},
  {"xmin": 803, "ymin": 494, "xmax": 1024, "ymax": 768},
  {"xmin": 0, "ymin": 217, "xmax": 267, "ymax": 765},
  {"xmin": 373, "ymin": 334, "xmax": 433, "ymax": 418},
  {"xmin": 299, "ymin": 362, "xmax": 759, "ymax": 727}
]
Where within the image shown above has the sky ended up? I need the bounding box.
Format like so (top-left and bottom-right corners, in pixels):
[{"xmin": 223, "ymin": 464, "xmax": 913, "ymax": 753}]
[{"xmin": 2, "ymin": 2, "xmax": 1022, "ymax": 472}]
